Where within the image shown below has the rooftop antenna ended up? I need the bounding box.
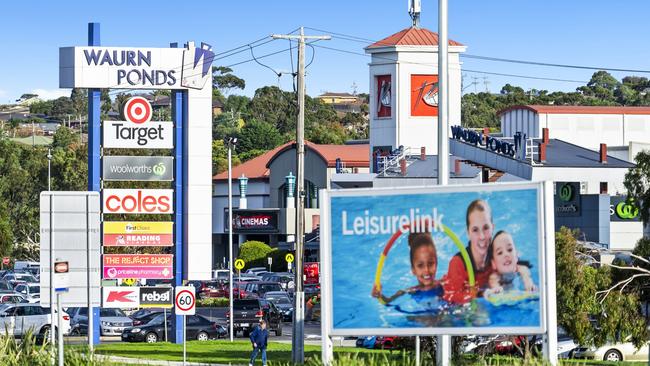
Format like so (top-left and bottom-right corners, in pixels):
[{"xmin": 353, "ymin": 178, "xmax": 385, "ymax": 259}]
[{"xmin": 408, "ymin": 0, "xmax": 421, "ymax": 28}]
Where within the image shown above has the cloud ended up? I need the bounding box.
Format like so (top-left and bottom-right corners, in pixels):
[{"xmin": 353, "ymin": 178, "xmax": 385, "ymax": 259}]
[
  {"xmin": 31, "ymin": 88, "xmax": 70, "ymax": 101},
  {"xmin": 0, "ymin": 90, "xmax": 6, "ymax": 98}
]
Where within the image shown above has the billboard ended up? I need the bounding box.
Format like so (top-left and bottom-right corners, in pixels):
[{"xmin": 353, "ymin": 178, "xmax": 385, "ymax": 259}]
[
  {"xmin": 103, "ymin": 121, "xmax": 174, "ymax": 149},
  {"xmin": 411, "ymin": 74, "xmax": 439, "ymax": 117},
  {"xmin": 103, "ymin": 189, "xmax": 173, "ymax": 214},
  {"xmin": 321, "ymin": 182, "xmax": 548, "ymax": 335},
  {"xmin": 103, "ymin": 221, "xmax": 173, "ymax": 247},
  {"xmin": 40, "ymin": 192, "xmax": 101, "ymax": 307},
  {"xmin": 103, "ymin": 156, "xmax": 174, "ymax": 181},
  {"xmin": 103, "ymin": 254, "xmax": 173, "ymax": 279}
]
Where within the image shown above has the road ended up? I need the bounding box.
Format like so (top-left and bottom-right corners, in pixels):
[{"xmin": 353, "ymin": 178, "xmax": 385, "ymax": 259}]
[{"xmin": 65, "ymin": 307, "xmax": 342, "ymax": 345}]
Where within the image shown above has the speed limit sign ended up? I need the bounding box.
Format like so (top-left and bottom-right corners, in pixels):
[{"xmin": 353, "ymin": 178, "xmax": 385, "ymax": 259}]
[{"xmin": 174, "ymin": 286, "xmax": 196, "ymax": 315}]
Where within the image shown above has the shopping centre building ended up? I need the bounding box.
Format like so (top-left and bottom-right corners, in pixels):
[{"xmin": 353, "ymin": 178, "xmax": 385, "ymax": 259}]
[{"xmin": 211, "ymin": 26, "xmax": 648, "ymax": 267}]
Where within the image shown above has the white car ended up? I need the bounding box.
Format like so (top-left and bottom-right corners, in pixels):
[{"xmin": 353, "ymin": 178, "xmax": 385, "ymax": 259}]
[
  {"xmin": 0, "ymin": 303, "xmax": 70, "ymax": 338},
  {"xmin": 12, "ymin": 283, "xmax": 40, "ymax": 303},
  {"xmin": 573, "ymin": 341, "xmax": 649, "ymax": 362}
]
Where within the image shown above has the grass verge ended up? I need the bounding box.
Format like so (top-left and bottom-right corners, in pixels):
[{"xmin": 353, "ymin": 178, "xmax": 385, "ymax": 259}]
[{"xmin": 94, "ymin": 341, "xmax": 648, "ymax": 365}]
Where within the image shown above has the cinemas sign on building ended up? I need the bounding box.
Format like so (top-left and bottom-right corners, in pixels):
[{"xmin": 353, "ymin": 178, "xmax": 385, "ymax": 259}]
[{"xmin": 224, "ymin": 209, "xmax": 279, "ymax": 234}]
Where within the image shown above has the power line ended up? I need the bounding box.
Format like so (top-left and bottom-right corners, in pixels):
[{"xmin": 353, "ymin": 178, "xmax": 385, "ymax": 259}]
[
  {"xmin": 304, "ymin": 26, "xmax": 650, "ymax": 75},
  {"xmin": 309, "ymin": 43, "xmax": 588, "ymax": 84}
]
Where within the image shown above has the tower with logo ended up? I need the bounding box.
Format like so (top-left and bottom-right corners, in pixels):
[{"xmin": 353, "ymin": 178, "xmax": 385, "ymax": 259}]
[{"xmin": 366, "ymin": 27, "xmax": 465, "ymax": 171}]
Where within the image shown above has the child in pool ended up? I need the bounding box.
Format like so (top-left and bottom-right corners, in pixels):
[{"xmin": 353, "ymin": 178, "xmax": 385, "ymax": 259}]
[
  {"xmin": 483, "ymin": 230, "xmax": 537, "ymax": 297},
  {"xmin": 372, "ymin": 231, "xmax": 443, "ymax": 304}
]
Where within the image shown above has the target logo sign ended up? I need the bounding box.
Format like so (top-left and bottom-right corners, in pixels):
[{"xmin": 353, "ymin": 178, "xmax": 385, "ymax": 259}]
[{"xmin": 123, "ymin": 97, "xmax": 152, "ymax": 124}]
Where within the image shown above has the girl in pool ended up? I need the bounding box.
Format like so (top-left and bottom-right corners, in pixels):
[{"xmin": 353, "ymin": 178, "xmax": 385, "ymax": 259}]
[
  {"xmin": 483, "ymin": 230, "xmax": 537, "ymax": 297},
  {"xmin": 372, "ymin": 231, "xmax": 442, "ymax": 304},
  {"xmin": 443, "ymin": 199, "xmax": 495, "ymax": 304}
]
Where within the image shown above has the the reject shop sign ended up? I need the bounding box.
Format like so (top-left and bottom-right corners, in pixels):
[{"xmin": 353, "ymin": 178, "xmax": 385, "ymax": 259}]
[
  {"xmin": 103, "ymin": 121, "xmax": 174, "ymax": 149},
  {"xmin": 102, "ymin": 286, "xmax": 173, "ymax": 308},
  {"xmin": 103, "ymin": 254, "xmax": 173, "ymax": 279},
  {"xmin": 103, "ymin": 286, "xmax": 140, "ymax": 308},
  {"xmin": 103, "ymin": 189, "xmax": 173, "ymax": 214}
]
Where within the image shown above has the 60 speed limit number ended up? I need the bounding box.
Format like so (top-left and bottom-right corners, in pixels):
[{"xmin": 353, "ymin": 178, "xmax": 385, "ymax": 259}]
[{"xmin": 175, "ymin": 286, "xmax": 196, "ymax": 315}]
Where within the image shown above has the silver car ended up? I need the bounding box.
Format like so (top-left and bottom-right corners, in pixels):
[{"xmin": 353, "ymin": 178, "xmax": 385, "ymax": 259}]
[
  {"xmin": 573, "ymin": 341, "xmax": 649, "ymax": 362},
  {"xmin": 68, "ymin": 307, "xmax": 133, "ymax": 336}
]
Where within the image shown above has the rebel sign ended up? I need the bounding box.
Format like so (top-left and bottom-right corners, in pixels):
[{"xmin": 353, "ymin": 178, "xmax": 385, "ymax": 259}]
[{"xmin": 103, "ymin": 189, "xmax": 173, "ymax": 214}]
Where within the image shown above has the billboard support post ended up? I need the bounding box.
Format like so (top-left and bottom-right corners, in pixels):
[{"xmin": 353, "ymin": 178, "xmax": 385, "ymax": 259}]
[
  {"xmin": 87, "ymin": 21, "xmax": 101, "ymax": 347},
  {"xmin": 542, "ymin": 181, "xmax": 558, "ymax": 365},
  {"xmin": 415, "ymin": 336, "xmax": 420, "ymax": 366}
]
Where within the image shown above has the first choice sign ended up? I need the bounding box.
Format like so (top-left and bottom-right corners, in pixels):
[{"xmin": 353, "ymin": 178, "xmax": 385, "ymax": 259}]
[{"xmin": 59, "ymin": 44, "xmax": 215, "ymax": 90}]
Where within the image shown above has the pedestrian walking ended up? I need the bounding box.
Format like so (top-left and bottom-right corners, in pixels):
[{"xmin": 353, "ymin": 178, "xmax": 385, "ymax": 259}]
[{"xmin": 249, "ymin": 319, "xmax": 269, "ymax": 366}]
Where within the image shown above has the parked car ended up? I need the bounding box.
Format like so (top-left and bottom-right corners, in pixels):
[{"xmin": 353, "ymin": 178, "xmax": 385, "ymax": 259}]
[
  {"xmin": 228, "ymin": 298, "xmax": 283, "ymax": 337},
  {"xmin": 131, "ymin": 310, "xmax": 164, "ymax": 326},
  {"xmin": 0, "ymin": 281, "xmax": 14, "ymax": 292},
  {"xmin": 122, "ymin": 313, "xmax": 223, "ymax": 343},
  {"xmin": 557, "ymin": 327, "xmax": 577, "ymax": 359},
  {"xmin": 245, "ymin": 267, "xmax": 268, "ymax": 277},
  {"xmin": 356, "ymin": 336, "xmax": 400, "ymax": 350},
  {"xmin": 213, "ymin": 269, "xmax": 230, "ymax": 282},
  {"xmin": 261, "ymin": 273, "xmax": 295, "ymax": 290},
  {"xmin": 573, "ymin": 341, "xmax": 649, "ymax": 362},
  {"xmin": 2, "ymin": 273, "xmax": 38, "ymax": 287},
  {"xmin": 13, "ymin": 283, "xmax": 40, "ymax": 302},
  {"xmin": 67, "ymin": 307, "xmax": 133, "ymax": 336},
  {"xmin": 0, "ymin": 303, "xmax": 70, "ymax": 338},
  {"xmin": 304, "ymin": 283, "xmax": 320, "ymax": 297},
  {"xmin": 244, "ymin": 281, "xmax": 284, "ymax": 299},
  {"xmin": 263, "ymin": 291, "xmax": 293, "ymax": 321},
  {"xmin": 0, "ymin": 293, "xmax": 26, "ymax": 304},
  {"xmin": 200, "ymin": 281, "xmax": 249, "ymax": 299}
]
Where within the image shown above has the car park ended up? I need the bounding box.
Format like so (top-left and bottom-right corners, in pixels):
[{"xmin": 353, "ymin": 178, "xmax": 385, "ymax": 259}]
[
  {"xmin": 263, "ymin": 291, "xmax": 293, "ymax": 321},
  {"xmin": 228, "ymin": 298, "xmax": 283, "ymax": 337},
  {"xmin": 0, "ymin": 303, "xmax": 70, "ymax": 338},
  {"xmin": 122, "ymin": 313, "xmax": 223, "ymax": 343},
  {"xmin": 131, "ymin": 310, "xmax": 164, "ymax": 326},
  {"xmin": 245, "ymin": 267, "xmax": 268, "ymax": 277}
]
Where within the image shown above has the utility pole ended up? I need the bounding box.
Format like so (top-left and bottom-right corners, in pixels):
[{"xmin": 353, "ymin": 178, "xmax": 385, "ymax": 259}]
[
  {"xmin": 272, "ymin": 27, "xmax": 330, "ymax": 365},
  {"xmin": 438, "ymin": 0, "xmax": 452, "ymax": 365}
]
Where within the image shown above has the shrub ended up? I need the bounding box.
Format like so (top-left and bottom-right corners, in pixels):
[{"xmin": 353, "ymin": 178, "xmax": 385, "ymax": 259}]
[
  {"xmin": 197, "ymin": 297, "xmax": 229, "ymax": 307},
  {"xmin": 239, "ymin": 241, "xmax": 273, "ymax": 269}
]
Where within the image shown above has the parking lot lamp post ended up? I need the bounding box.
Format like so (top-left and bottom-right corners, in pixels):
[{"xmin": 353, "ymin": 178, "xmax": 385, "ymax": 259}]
[
  {"xmin": 225, "ymin": 137, "xmax": 238, "ymax": 342},
  {"xmin": 47, "ymin": 149, "xmax": 52, "ymax": 191}
]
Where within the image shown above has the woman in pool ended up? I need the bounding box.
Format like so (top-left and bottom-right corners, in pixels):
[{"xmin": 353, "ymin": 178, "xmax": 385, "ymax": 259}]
[
  {"xmin": 483, "ymin": 230, "xmax": 537, "ymax": 297},
  {"xmin": 443, "ymin": 199, "xmax": 495, "ymax": 304},
  {"xmin": 372, "ymin": 231, "xmax": 442, "ymax": 304}
]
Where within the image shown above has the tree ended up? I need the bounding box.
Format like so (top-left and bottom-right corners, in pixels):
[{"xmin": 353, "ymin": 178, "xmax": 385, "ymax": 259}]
[
  {"xmin": 100, "ymin": 89, "xmax": 112, "ymax": 116},
  {"xmin": 212, "ymin": 66, "xmax": 245, "ymax": 95},
  {"xmin": 50, "ymin": 97, "xmax": 75, "ymax": 119},
  {"xmin": 249, "ymin": 86, "xmax": 295, "ymax": 135},
  {"xmin": 52, "ymin": 126, "xmax": 77, "ymax": 150},
  {"xmin": 237, "ymin": 119, "xmax": 283, "ymax": 154},
  {"xmin": 70, "ymin": 88, "xmax": 87, "ymax": 118},
  {"xmin": 238, "ymin": 240, "xmax": 273, "ymax": 269},
  {"xmin": 212, "ymin": 139, "xmax": 240, "ymax": 175},
  {"xmin": 623, "ymin": 150, "xmax": 650, "ymax": 223},
  {"xmin": 555, "ymin": 227, "xmax": 647, "ymax": 348},
  {"xmin": 29, "ymin": 100, "xmax": 53, "ymax": 115}
]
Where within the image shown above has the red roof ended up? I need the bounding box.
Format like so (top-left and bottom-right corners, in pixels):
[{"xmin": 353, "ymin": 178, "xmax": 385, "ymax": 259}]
[
  {"xmin": 498, "ymin": 105, "xmax": 650, "ymax": 116},
  {"xmin": 367, "ymin": 27, "xmax": 463, "ymax": 49},
  {"xmin": 213, "ymin": 141, "xmax": 369, "ymax": 181}
]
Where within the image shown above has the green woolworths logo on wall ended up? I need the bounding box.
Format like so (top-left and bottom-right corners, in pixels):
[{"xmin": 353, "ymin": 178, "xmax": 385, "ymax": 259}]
[
  {"xmin": 559, "ymin": 183, "xmax": 574, "ymax": 202},
  {"xmin": 152, "ymin": 162, "xmax": 166, "ymax": 176},
  {"xmin": 616, "ymin": 201, "xmax": 639, "ymax": 220}
]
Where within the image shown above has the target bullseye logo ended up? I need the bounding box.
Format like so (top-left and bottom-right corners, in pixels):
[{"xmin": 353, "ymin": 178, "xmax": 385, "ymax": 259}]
[{"xmin": 124, "ymin": 97, "xmax": 152, "ymax": 124}]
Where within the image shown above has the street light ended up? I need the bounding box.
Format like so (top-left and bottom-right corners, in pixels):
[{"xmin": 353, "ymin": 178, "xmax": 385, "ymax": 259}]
[
  {"xmin": 47, "ymin": 149, "xmax": 52, "ymax": 191},
  {"xmin": 225, "ymin": 136, "xmax": 238, "ymax": 342}
]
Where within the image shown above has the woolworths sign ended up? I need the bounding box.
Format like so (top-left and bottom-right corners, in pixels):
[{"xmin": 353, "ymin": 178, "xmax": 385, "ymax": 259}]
[{"xmin": 103, "ymin": 156, "xmax": 173, "ymax": 181}]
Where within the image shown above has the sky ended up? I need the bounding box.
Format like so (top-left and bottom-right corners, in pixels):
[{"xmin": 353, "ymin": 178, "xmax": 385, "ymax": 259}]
[{"xmin": 1, "ymin": 0, "xmax": 650, "ymax": 103}]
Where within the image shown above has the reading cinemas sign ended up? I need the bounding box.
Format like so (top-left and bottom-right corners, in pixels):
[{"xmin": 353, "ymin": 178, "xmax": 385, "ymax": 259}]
[{"xmin": 103, "ymin": 156, "xmax": 173, "ymax": 181}]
